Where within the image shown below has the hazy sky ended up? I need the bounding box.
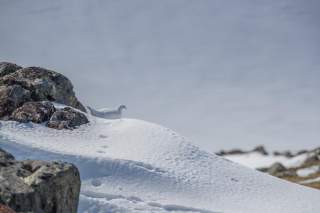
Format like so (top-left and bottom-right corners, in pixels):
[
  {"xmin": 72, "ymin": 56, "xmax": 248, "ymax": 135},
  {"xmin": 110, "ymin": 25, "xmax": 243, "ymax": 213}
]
[{"xmin": 1, "ymin": 0, "xmax": 320, "ymax": 151}]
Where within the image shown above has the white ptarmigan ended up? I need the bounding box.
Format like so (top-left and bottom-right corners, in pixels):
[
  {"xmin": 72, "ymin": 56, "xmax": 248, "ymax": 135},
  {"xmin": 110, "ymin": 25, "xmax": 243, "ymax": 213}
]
[{"xmin": 87, "ymin": 105, "xmax": 127, "ymax": 119}]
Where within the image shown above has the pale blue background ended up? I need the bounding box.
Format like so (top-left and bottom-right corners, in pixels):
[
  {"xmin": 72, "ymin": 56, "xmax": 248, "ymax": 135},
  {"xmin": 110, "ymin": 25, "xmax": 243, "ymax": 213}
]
[{"xmin": 1, "ymin": 0, "xmax": 319, "ymax": 151}]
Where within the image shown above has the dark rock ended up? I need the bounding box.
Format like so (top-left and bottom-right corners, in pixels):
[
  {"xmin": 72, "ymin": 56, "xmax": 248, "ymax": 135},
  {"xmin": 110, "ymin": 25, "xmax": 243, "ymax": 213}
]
[
  {"xmin": 267, "ymin": 163, "xmax": 286, "ymax": 176},
  {"xmin": 0, "ymin": 85, "xmax": 31, "ymax": 119},
  {"xmin": 0, "ymin": 63, "xmax": 89, "ymax": 128},
  {"xmin": 295, "ymin": 150, "xmax": 308, "ymax": 156},
  {"xmin": 302, "ymin": 155, "xmax": 319, "ymax": 166},
  {"xmin": 11, "ymin": 101, "xmax": 55, "ymax": 123},
  {"xmin": 273, "ymin": 151, "xmax": 294, "ymax": 158},
  {"xmin": 0, "ymin": 62, "xmax": 22, "ymax": 77},
  {"xmin": 273, "ymin": 151, "xmax": 280, "ymax": 156},
  {"xmin": 0, "ymin": 148, "xmax": 80, "ymax": 213},
  {"xmin": 0, "ymin": 66, "xmax": 86, "ymax": 112},
  {"xmin": 283, "ymin": 151, "xmax": 294, "ymax": 158},
  {"xmin": 252, "ymin": 145, "xmax": 268, "ymax": 155},
  {"xmin": 312, "ymin": 147, "xmax": 320, "ymax": 155},
  {"xmin": 257, "ymin": 167, "xmax": 268, "ymax": 173},
  {"xmin": 47, "ymin": 107, "xmax": 89, "ymax": 130},
  {"xmin": 282, "ymin": 170, "xmax": 297, "ymax": 177},
  {"xmin": 22, "ymin": 160, "xmax": 81, "ymax": 213},
  {"xmin": 217, "ymin": 146, "xmax": 268, "ymax": 156},
  {"xmin": 0, "ymin": 148, "xmax": 15, "ymax": 161},
  {"xmin": 217, "ymin": 149, "xmax": 246, "ymax": 156},
  {"xmin": 215, "ymin": 150, "xmax": 226, "ymax": 156}
]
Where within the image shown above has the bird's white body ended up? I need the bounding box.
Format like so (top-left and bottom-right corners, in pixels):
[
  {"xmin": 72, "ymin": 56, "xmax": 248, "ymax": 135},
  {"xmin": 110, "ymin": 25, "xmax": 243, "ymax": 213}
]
[{"xmin": 87, "ymin": 105, "xmax": 126, "ymax": 119}]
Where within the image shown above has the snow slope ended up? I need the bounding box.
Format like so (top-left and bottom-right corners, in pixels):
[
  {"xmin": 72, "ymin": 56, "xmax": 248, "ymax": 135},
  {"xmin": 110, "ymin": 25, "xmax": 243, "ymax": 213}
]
[
  {"xmin": 1, "ymin": 0, "xmax": 320, "ymax": 151},
  {"xmin": 0, "ymin": 115, "xmax": 320, "ymax": 213}
]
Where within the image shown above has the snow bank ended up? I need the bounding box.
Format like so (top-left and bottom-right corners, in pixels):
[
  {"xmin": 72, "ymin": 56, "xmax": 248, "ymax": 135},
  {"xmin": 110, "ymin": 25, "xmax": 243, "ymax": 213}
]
[
  {"xmin": 224, "ymin": 152, "xmax": 310, "ymax": 169},
  {"xmin": 0, "ymin": 116, "xmax": 319, "ymax": 213},
  {"xmin": 297, "ymin": 166, "xmax": 320, "ymax": 177}
]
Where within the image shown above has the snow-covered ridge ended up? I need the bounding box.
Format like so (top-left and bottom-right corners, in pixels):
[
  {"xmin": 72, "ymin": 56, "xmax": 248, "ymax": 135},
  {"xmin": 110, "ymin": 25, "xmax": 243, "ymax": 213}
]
[
  {"xmin": 223, "ymin": 151, "xmax": 310, "ymax": 169},
  {"xmin": 220, "ymin": 146, "xmax": 320, "ymax": 191},
  {"xmin": 220, "ymin": 145, "xmax": 320, "ymax": 169},
  {"xmin": 1, "ymin": 114, "xmax": 320, "ymax": 213}
]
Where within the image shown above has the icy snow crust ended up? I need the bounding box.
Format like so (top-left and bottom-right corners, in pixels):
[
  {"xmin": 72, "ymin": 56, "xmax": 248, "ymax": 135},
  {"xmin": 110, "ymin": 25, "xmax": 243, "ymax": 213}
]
[{"xmin": 1, "ymin": 116, "xmax": 320, "ymax": 213}]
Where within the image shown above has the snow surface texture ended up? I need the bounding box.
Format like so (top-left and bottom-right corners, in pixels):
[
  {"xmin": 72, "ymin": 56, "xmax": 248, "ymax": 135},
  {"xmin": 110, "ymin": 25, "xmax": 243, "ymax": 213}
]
[
  {"xmin": 1, "ymin": 0, "xmax": 320, "ymax": 151},
  {"xmin": 0, "ymin": 114, "xmax": 320, "ymax": 213}
]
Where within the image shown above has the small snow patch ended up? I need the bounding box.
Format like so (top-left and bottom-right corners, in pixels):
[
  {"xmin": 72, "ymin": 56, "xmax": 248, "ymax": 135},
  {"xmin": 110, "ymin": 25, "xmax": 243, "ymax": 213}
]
[{"xmin": 297, "ymin": 165, "xmax": 320, "ymax": 177}]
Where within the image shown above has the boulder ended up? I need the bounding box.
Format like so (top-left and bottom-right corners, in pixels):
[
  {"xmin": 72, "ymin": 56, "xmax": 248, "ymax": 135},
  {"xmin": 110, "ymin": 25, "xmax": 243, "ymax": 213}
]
[
  {"xmin": 47, "ymin": 107, "xmax": 89, "ymax": 130},
  {"xmin": 0, "ymin": 148, "xmax": 80, "ymax": 213},
  {"xmin": 0, "ymin": 66, "xmax": 86, "ymax": 112},
  {"xmin": 11, "ymin": 101, "xmax": 55, "ymax": 123},
  {"xmin": 216, "ymin": 149, "xmax": 246, "ymax": 155},
  {"xmin": 0, "ymin": 85, "xmax": 31, "ymax": 119},
  {"xmin": 313, "ymin": 147, "xmax": 320, "ymax": 155},
  {"xmin": 295, "ymin": 150, "xmax": 308, "ymax": 156},
  {"xmin": 273, "ymin": 151, "xmax": 294, "ymax": 158},
  {"xmin": 252, "ymin": 145, "xmax": 268, "ymax": 155},
  {"xmin": 302, "ymin": 155, "xmax": 319, "ymax": 166},
  {"xmin": 282, "ymin": 151, "xmax": 294, "ymax": 158},
  {"xmin": 267, "ymin": 163, "xmax": 286, "ymax": 176},
  {"xmin": 217, "ymin": 146, "xmax": 268, "ymax": 156},
  {"xmin": 0, "ymin": 63, "xmax": 89, "ymax": 129},
  {"xmin": 0, "ymin": 62, "xmax": 22, "ymax": 77}
]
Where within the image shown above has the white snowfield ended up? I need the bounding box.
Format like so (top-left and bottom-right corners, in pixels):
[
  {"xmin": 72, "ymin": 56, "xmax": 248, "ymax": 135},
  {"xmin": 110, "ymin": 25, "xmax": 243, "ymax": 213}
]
[
  {"xmin": 297, "ymin": 166, "xmax": 320, "ymax": 178},
  {"xmin": 223, "ymin": 152, "xmax": 311, "ymax": 169},
  {"xmin": 0, "ymin": 115, "xmax": 320, "ymax": 213}
]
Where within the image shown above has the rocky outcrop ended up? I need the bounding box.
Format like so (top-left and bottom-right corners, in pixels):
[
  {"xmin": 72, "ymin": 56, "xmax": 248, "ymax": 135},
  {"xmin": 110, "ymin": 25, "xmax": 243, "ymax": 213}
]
[
  {"xmin": 0, "ymin": 62, "xmax": 89, "ymax": 129},
  {"xmin": 252, "ymin": 145, "xmax": 268, "ymax": 155},
  {"xmin": 273, "ymin": 151, "xmax": 294, "ymax": 158},
  {"xmin": 219, "ymin": 146, "xmax": 320, "ymax": 190},
  {"xmin": 11, "ymin": 101, "xmax": 55, "ymax": 123},
  {"xmin": 216, "ymin": 145, "xmax": 268, "ymax": 156},
  {"xmin": 0, "ymin": 148, "xmax": 81, "ymax": 213},
  {"xmin": 216, "ymin": 149, "xmax": 245, "ymax": 156},
  {"xmin": 47, "ymin": 107, "xmax": 89, "ymax": 130},
  {"xmin": 302, "ymin": 154, "xmax": 319, "ymax": 166},
  {"xmin": 0, "ymin": 66, "xmax": 86, "ymax": 112},
  {"xmin": 0, "ymin": 62, "xmax": 22, "ymax": 77},
  {"xmin": 267, "ymin": 163, "xmax": 286, "ymax": 176},
  {"xmin": 0, "ymin": 85, "xmax": 31, "ymax": 119}
]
